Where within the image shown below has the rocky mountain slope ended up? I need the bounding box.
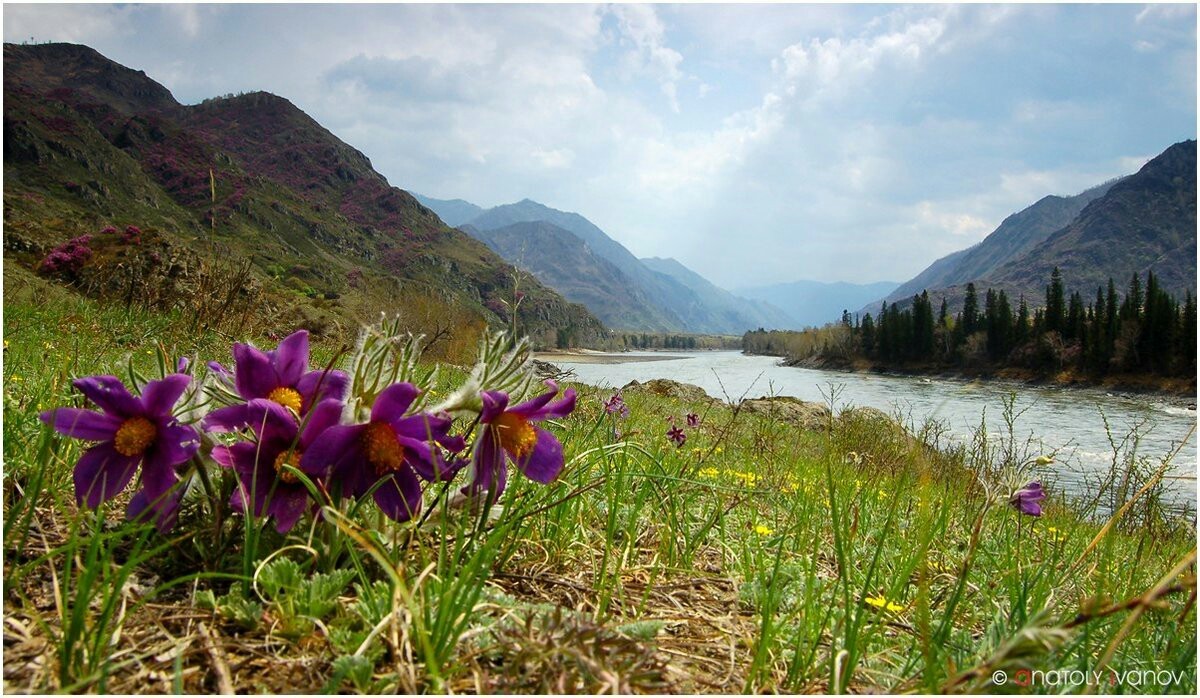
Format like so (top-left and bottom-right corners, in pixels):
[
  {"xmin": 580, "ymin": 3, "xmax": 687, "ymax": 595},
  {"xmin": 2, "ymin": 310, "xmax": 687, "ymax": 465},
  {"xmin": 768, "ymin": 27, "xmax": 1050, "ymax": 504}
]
[
  {"xmin": 877, "ymin": 179, "xmax": 1120, "ymax": 308},
  {"xmin": 874, "ymin": 140, "xmax": 1196, "ymax": 314},
  {"xmin": 3, "ymin": 42, "xmax": 605, "ymax": 350}
]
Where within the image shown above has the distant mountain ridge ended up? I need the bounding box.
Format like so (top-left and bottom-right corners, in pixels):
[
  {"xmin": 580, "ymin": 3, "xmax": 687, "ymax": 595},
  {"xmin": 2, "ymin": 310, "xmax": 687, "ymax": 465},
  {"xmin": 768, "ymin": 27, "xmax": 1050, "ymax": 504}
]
[
  {"xmin": 873, "ymin": 140, "xmax": 1196, "ymax": 314},
  {"xmin": 874, "ymin": 179, "xmax": 1120, "ymax": 309},
  {"xmin": 462, "ymin": 220, "xmax": 678, "ymax": 331},
  {"xmin": 423, "ymin": 195, "xmax": 794, "ymax": 333},
  {"xmin": 736, "ymin": 280, "xmax": 901, "ymax": 328},
  {"xmin": 411, "ymin": 193, "xmax": 484, "ymax": 227}
]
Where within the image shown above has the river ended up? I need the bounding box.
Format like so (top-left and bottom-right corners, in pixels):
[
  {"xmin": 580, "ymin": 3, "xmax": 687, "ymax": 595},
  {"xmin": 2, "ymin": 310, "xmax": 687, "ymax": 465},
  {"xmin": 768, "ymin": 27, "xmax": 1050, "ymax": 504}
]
[{"xmin": 546, "ymin": 350, "xmax": 1197, "ymax": 514}]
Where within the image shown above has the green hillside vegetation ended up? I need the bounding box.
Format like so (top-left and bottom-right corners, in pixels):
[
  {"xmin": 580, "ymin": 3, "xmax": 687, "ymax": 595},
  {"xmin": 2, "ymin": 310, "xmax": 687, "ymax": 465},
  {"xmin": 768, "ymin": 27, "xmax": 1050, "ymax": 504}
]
[{"xmin": 2, "ymin": 275, "xmax": 1194, "ymax": 693}]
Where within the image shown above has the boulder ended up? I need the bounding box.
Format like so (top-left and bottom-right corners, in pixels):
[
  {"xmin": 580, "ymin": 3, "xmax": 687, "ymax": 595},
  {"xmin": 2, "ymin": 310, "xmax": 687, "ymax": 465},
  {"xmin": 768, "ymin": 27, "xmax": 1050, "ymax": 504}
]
[
  {"xmin": 739, "ymin": 396, "xmax": 831, "ymax": 430},
  {"xmin": 621, "ymin": 379, "xmax": 720, "ymax": 407}
]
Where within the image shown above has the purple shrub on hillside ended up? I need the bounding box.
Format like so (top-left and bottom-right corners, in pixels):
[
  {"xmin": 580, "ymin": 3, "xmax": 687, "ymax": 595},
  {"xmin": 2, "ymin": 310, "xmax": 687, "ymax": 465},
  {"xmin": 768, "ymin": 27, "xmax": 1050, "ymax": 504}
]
[
  {"xmin": 100, "ymin": 225, "xmax": 119, "ymax": 235},
  {"xmin": 39, "ymin": 234, "xmax": 95, "ymax": 277}
]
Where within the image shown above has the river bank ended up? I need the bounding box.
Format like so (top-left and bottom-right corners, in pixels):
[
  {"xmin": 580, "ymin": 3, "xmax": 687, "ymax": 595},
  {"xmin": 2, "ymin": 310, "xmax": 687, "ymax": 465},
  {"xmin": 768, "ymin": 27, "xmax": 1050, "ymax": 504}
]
[
  {"xmin": 775, "ymin": 353, "xmax": 1197, "ymax": 400},
  {"xmin": 535, "ymin": 349, "xmax": 692, "ymax": 364}
]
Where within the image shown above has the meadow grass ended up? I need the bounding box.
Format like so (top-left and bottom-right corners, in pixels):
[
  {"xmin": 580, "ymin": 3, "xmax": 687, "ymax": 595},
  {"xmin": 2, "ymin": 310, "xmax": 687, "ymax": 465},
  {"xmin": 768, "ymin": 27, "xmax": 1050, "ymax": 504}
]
[{"xmin": 2, "ymin": 275, "xmax": 1196, "ymax": 694}]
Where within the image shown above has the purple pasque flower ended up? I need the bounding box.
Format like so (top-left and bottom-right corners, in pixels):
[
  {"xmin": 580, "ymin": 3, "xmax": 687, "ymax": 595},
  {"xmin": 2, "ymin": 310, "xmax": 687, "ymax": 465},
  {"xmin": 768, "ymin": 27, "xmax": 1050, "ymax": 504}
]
[
  {"xmin": 1009, "ymin": 481, "xmax": 1046, "ymax": 517},
  {"xmin": 465, "ymin": 380, "xmax": 577, "ymax": 497},
  {"xmin": 667, "ymin": 425, "xmax": 686, "ymax": 447},
  {"xmin": 301, "ymin": 382, "xmax": 464, "ymax": 522},
  {"xmin": 603, "ymin": 392, "xmax": 630, "ymax": 418},
  {"xmin": 206, "ymin": 330, "xmax": 348, "ymax": 429},
  {"xmin": 686, "ymin": 412, "xmax": 700, "ymax": 428},
  {"xmin": 209, "ymin": 398, "xmax": 342, "ymax": 533},
  {"xmin": 40, "ymin": 374, "xmax": 200, "ymax": 531}
]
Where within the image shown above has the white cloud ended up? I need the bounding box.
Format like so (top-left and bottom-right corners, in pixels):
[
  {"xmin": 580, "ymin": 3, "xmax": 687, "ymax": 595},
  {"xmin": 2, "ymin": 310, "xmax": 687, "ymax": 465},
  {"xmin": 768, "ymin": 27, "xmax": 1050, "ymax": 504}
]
[{"xmin": 610, "ymin": 4, "xmax": 685, "ymax": 111}]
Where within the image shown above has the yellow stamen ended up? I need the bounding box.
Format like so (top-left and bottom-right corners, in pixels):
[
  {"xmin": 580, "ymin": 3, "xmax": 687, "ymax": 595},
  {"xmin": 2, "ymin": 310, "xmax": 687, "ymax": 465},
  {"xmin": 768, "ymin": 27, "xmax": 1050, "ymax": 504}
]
[
  {"xmin": 362, "ymin": 421, "xmax": 405, "ymax": 475},
  {"xmin": 267, "ymin": 386, "xmax": 303, "ymax": 414},
  {"xmin": 273, "ymin": 449, "xmax": 302, "ymax": 484},
  {"xmin": 114, "ymin": 416, "xmax": 156, "ymax": 456},
  {"xmin": 493, "ymin": 412, "xmax": 537, "ymax": 458}
]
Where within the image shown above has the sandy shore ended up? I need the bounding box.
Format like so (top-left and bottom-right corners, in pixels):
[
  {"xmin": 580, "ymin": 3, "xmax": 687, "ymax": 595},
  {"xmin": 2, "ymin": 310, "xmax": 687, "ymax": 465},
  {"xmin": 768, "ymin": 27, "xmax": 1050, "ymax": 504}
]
[{"xmin": 534, "ymin": 350, "xmax": 690, "ymax": 365}]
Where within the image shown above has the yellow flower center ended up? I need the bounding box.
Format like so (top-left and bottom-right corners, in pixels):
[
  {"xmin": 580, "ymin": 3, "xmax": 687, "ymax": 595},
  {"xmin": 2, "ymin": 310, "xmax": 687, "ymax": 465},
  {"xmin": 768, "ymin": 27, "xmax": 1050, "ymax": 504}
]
[
  {"xmin": 113, "ymin": 416, "xmax": 156, "ymax": 456},
  {"xmin": 362, "ymin": 421, "xmax": 405, "ymax": 475},
  {"xmin": 273, "ymin": 449, "xmax": 302, "ymax": 484},
  {"xmin": 267, "ymin": 386, "xmax": 303, "ymax": 414},
  {"xmin": 493, "ymin": 412, "xmax": 537, "ymax": 458}
]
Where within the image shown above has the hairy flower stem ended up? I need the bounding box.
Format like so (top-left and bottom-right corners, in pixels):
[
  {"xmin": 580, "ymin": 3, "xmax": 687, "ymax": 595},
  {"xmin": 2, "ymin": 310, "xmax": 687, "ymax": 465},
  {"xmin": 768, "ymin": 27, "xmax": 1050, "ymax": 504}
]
[{"xmin": 190, "ymin": 455, "xmax": 226, "ymax": 563}]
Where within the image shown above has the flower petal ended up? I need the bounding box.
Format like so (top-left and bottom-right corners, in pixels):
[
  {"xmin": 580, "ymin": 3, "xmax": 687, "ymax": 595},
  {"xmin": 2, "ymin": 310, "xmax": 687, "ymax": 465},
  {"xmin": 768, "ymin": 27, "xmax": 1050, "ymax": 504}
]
[
  {"xmin": 272, "ymin": 330, "xmax": 309, "ymax": 387},
  {"xmin": 479, "ymin": 390, "xmax": 510, "ymax": 424},
  {"xmin": 507, "ymin": 380, "xmax": 559, "ymax": 417},
  {"xmin": 299, "ymin": 398, "xmax": 344, "ymax": 448},
  {"xmin": 301, "ymin": 424, "xmax": 363, "ymax": 481},
  {"xmin": 232, "ymin": 342, "xmax": 277, "ymax": 400},
  {"xmin": 73, "ymin": 376, "xmax": 141, "ymax": 417},
  {"xmin": 510, "ymin": 384, "xmax": 576, "ymax": 421},
  {"xmin": 463, "ymin": 430, "xmax": 507, "ymax": 496},
  {"xmin": 396, "ymin": 435, "xmax": 449, "ymax": 482},
  {"xmin": 295, "ymin": 369, "xmax": 349, "ymax": 411},
  {"xmin": 128, "ymin": 487, "xmax": 182, "ymax": 533},
  {"xmin": 371, "ymin": 382, "xmax": 420, "ymax": 422},
  {"xmin": 514, "ymin": 427, "xmax": 565, "ymax": 484},
  {"xmin": 267, "ymin": 487, "xmax": 310, "ymax": 533},
  {"xmin": 372, "ymin": 468, "xmax": 423, "ymax": 522},
  {"xmin": 74, "ymin": 442, "xmax": 141, "ymax": 508},
  {"xmin": 40, "ymin": 408, "xmax": 121, "ymax": 441},
  {"xmin": 144, "ymin": 423, "xmax": 201, "ymax": 486},
  {"xmin": 140, "ymin": 374, "xmax": 191, "ymax": 417},
  {"xmin": 242, "ymin": 399, "xmax": 300, "ymax": 443}
]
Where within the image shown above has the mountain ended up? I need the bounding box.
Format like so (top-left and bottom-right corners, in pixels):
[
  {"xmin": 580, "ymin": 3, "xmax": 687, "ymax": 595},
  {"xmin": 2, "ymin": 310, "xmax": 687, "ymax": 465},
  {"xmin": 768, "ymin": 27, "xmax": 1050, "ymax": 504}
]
[
  {"xmin": 412, "ymin": 193, "xmax": 484, "ymax": 228},
  {"xmin": 981, "ymin": 140, "xmax": 1196, "ymax": 300},
  {"xmin": 459, "ymin": 199, "xmax": 789, "ymax": 333},
  {"xmin": 876, "ymin": 179, "xmax": 1120, "ymax": 309},
  {"xmin": 877, "ymin": 140, "xmax": 1196, "ymax": 314},
  {"xmin": 3, "ymin": 42, "xmax": 605, "ymax": 351},
  {"xmin": 735, "ymin": 280, "xmax": 901, "ymax": 328},
  {"xmin": 640, "ymin": 257, "xmax": 794, "ymax": 330},
  {"xmin": 462, "ymin": 221, "xmax": 677, "ymax": 331}
]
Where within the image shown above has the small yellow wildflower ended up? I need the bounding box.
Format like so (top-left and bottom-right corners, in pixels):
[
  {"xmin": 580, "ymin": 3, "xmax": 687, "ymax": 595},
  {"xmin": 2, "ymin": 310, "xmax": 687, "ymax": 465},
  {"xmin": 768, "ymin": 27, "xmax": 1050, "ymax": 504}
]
[
  {"xmin": 865, "ymin": 596, "xmax": 905, "ymax": 613},
  {"xmin": 754, "ymin": 524, "xmax": 774, "ymax": 536},
  {"xmin": 698, "ymin": 467, "xmax": 721, "ymax": 479},
  {"xmin": 10, "ymin": 374, "xmax": 22, "ymax": 382},
  {"xmin": 715, "ymin": 446, "xmax": 724, "ymax": 453},
  {"xmin": 1045, "ymin": 526, "xmax": 1068, "ymax": 543}
]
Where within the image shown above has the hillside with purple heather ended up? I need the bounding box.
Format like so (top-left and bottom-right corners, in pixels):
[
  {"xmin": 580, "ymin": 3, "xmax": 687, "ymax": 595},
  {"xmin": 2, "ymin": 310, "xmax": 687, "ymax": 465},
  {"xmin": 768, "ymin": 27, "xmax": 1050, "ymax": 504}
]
[{"xmin": 3, "ymin": 42, "xmax": 605, "ymax": 353}]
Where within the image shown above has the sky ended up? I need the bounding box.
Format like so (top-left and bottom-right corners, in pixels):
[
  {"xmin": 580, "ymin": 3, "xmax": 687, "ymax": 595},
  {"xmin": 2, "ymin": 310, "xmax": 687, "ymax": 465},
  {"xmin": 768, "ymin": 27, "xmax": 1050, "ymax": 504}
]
[{"xmin": 3, "ymin": 3, "xmax": 1196, "ymax": 288}]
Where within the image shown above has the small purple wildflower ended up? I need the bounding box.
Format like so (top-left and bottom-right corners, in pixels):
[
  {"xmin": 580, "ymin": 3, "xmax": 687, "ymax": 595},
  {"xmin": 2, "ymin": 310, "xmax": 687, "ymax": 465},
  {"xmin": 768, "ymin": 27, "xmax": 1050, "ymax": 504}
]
[
  {"xmin": 667, "ymin": 425, "xmax": 686, "ymax": 448},
  {"xmin": 40, "ymin": 374, "xmax": 200, "ymax": 531},
  {"xmin": 1009, "ymin": 481, "xmax": 1046, "ymax": 517},
  {"xmin": 209, "ymin": 398, "xmax": 341, "ymax": 532},
  {"xmin": 686, "ymin": 413, "xmax": 699, "ymax": 428},
  {"xmin": 301, "ymin": 383, "xmax": 464, "ymax": 522},
  {"xmin": 464, "ymin": 380, "xmax": 577, "ymax": 497},
  {"xmin": 204, "ymin": 330, "xmax": 348, "ymax": 429},
  {"xmin": 100, "ymin": 225, "xmax": 119, "ymax": 235},
  {"xmin": 603, "ymin": 392, "xmax": 629, "ymax": 418}
]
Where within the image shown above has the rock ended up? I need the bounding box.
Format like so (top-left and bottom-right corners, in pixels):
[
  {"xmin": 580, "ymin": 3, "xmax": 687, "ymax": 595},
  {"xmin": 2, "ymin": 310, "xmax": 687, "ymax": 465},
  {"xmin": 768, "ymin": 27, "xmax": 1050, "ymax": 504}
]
[
  {"xmin": 621, "ymin": 379, "xmax": 720, "ymax": 407},
  {"xmin": 739, "ymin": 396, "xmax": 831, "ymax": 430}
]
